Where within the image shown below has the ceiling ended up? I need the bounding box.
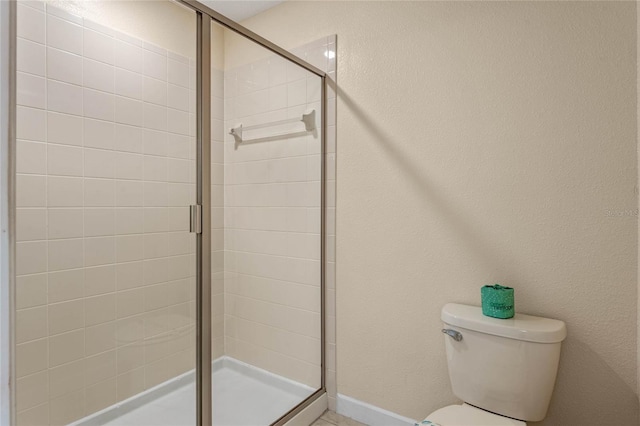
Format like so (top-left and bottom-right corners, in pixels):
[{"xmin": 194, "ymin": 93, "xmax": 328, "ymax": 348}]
[{"xmin": 200, "ymin": 0, "xmax": 285, "ymax": 22}]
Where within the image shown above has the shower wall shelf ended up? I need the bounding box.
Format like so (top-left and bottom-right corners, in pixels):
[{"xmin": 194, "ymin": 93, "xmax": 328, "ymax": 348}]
[{"xmin": 229, "ymin": 109, "xmax": 316, "ymax": 143}]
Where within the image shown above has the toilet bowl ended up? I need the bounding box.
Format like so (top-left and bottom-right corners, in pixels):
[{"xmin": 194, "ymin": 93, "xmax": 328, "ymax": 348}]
[{"xmin": 421, "ymin": 403, "xmax": 525, "ymax": 426}]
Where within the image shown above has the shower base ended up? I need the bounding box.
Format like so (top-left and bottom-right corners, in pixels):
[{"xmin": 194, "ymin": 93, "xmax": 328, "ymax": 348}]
[{"xmin": 73, "ymin": 357, "xmax": 316, "ymax": 426}]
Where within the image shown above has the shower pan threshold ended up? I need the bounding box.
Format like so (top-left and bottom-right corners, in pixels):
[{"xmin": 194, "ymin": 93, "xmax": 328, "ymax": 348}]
[{"xmin": 71, "ymin": 356, "xmax": 316, "ymax": 426}]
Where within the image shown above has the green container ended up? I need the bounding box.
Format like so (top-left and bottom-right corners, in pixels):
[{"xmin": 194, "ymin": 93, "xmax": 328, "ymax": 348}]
[{"xmin": 481, "ymin": 284, "xmax": 514, "ymax": 319}]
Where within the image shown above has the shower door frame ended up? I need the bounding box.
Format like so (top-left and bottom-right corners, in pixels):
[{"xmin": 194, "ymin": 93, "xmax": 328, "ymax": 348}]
[
  {"xmin": 0, "ymin": 1, "xmax": 16, "ymax": 425},
  {"xmin": 1, "ymin": 0, "xmax": 327, "ymax": 424},
  {"xmin": 180, "ymin": 2, "xmax": 329, "ymax": 424}
]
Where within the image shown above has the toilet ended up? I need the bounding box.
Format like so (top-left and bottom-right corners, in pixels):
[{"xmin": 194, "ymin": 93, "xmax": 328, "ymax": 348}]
[{"xmin": 421, "ymin": 303, "xmax": 567, "ymax": 426}]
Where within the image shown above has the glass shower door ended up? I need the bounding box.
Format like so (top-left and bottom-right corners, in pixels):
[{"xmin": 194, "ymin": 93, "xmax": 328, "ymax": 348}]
[
  {"xmin": 209, "ymin": 18, "xmax": 324, "ymax": 426},
  {"xmin": 14, "ymin": 1, "xmax": 198, "ymax": 424}
]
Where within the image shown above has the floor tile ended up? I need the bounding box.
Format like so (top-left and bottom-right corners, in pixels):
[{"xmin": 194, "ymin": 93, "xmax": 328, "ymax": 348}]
[{"xmin": 315, "ymin": 410, "xmax": 367, "ymax": 426}]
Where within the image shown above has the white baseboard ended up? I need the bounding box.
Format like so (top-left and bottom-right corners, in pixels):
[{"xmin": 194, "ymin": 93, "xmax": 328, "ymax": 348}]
[{"xmin": 336, "ymin": 394, "xmax": 417, "ymax": 426}]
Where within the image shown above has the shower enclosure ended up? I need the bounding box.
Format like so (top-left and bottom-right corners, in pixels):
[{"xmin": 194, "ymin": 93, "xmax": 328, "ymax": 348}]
[{"xmin": 10, "ymin": 0, "xmax": 330, "ymax": 424}]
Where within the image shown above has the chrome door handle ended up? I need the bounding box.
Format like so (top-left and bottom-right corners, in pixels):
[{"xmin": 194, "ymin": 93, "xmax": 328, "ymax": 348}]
[
  {"xmin": 442, "ymin": 329, "xmax": 463, "ymax": 342},
  {"xmin": 190, "ymin": 205, "xmax": 202, "ymax": 234}
]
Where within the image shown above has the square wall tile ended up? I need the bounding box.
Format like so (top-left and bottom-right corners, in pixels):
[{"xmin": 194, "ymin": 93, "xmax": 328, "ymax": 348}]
[
  {"xmin": 48, "ymin": 389, "xmax": 84, "ymax": 425},
  {"xmin": 143, "ymin": 102, "xmax": 167, "ymax": 131},
  {"xmin": 114, "ymin": 125, "xmax": 144, "ymax": 153},
  {"xmin": 116, "ymin": 180, "xmax": 144, "ymax": 207},
  {"xmin": 84, "ymin": 27, "xmax": 115, "ymax": 65},
  {"xmin": 85, "ymin": 208, "xmax": 115, "ymax": 237},
  {"xmin": 17, "ymin": 140, "xmax": 46, "ymax": 174},
  {"xmin": 17, "ymin": 72, "xmax": 46, "ymax": 109},
  {"xmin": 47, "ymin": 144, "xmax": 83, "ymax": 177},
  {"xmin": 85, "ymin": 179, "xmax": 115, "ymax": 207},
  {"xmin": 17, "ymin": 3, "xmax": 45, "ymax": 44},
  {"xmin": 17, "ymin": 106, "xmax": 45, "ymax": 142},
  {"xmin": 85, "ymin": 377, "xmax": 117, "ymax": 414},
  {"xmin": 16, "ymin": 241, "xmax": 47, "ymax": 276},
  {"xmin": 47, "ymin": 14, "xmax": 82, "ymax": 55},
  {"xmin": 48, "ymin": 269, "xmax": 84, "ymax": 303},
  {"xmin": 48, "ymin": 176, "xmax": 83, "ymax": 207},
  {"xmin": 16, "ymin": 370, "xmax": 48, "ymax": 412},
  {"xmin": 84, "ymin": 148, "xmax": 115, "ymax": 179},
  {"xmin": 168, "ymin": 84, "xmax": 189, "ymax": 112},
  {"xmin": 84, "ymin": 88, "xmax": 115, "ymax": 121},
  {"xmin": 48, "ymin": 238, "xmax": 83, "ymax": 271},
  {"xmin": 84, "ymin": 58, "xmax": 115, "ymax": 93},
  {"xmin": 167, "ymin": 109, "xmax": 189, "ymax": 136},
  {"xmin": 48, "ymin": 358, "xmax": 84, "ymax": 397},
  {"xmin": 116, "ymin": 235, "xmax": 144, "ymax": 263},
  {"xmin": 48, "ymin": 208, "xmax": 83, "ymax": 239},
  {"xmin": 16, "ymin": 273, "xmax": 47, "ymax": 309},
  {"xmin": 115, "ymin": 96, "xmax": 143, "ymax": 127},
  {"xmin": 48, "ymin": 79, "xmax": 83, "ymax": 116},
  {"xmin": 17, "ymin": 402, "xmax": 50, "ymax": 426},
  {"xmin": 116, "ymin": 261, "xmax": 144, "ymax": 291},
  {"xmin": 85, "ymin": 294, "xmax": 116, "ymax": 327},
  {"xmin": 85, "ymin": 236, "xmax": 116, "ymax": 267},
  {"xmin": 168, "ymin": 59, "xmax": 189, "ymax": 87},
  {"xmin": 85, "ymin": 265, "xmax": 116, "ymax": 297},
  {"xmin": 85, "ymin": 322, "xmax": 116, "ymax": 356},
  {"xmin": 15, "ymin": 306, "xmax": 47, "ymax": 344},
  {"xmin": 16, "ymin": 208, "xmax": 46, "ymax": 242},
  {"xmin": 16, "ymin": 175, "xmax": 46, "ymax": 207},
  {"xmin": 48, "ymin": 299, "xmax": 84, "ymax": 335},
  {"xmin": 16, "ymin": 338, "xmax": 48, "ymax": 378},
  {"xmin": 84, "ymin": 118, "xmax": 115, "ymax": 150},
  {"xmin": 115, "ymin": 39, "xmax": 144, "ymax": 74},
  {"xmin": 85, "ymin": 350, "xmax": 117, "ymax": 387},
  {"xmin": 143, "ymin": 76, "xmax": 167, "ymax": 106},
  {"xmin": 47, "ymin": 47, "xmax": 83, "ymax": 85},
  {"xmin": 115, "ymin": 153, "xmax": 144, "ymax": 181},
  {"xmin": 48, "ymin": 112, "xmax": 83, "ymax": 146},
  {"xmin": 115, "ymin": 208, "xmax": 143, "ymax": 235},
  {"xmin": 115, "ymin": 68, "xmax": 143, "ymax": 100},
  {"xmin": 143, "ymin": 129, "xmax": 168, "ymax": 157},
  {"xmin": 143, "ymin": 50, "xmax": 167, "ymax": 81},
  {"xmin": 117, "ymin": 368, "xmax": 145, "ymax": 400}
]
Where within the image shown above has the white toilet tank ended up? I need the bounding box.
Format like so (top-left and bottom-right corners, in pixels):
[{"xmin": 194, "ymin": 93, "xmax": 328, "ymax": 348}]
[{"xmin": 441, "ymin": 303, "xmax": 567, "ymax": 422}]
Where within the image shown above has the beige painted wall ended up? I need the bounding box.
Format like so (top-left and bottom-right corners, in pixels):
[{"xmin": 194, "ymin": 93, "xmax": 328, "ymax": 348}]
[{"xmin": 243, "ymin": 1, "xmax": 639, "ymax": 424}]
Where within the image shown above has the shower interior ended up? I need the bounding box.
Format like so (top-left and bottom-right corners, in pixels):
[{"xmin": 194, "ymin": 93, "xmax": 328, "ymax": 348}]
[{"xmin": 13, "ymin": 1, "xmax": 333, "ymax": 424}]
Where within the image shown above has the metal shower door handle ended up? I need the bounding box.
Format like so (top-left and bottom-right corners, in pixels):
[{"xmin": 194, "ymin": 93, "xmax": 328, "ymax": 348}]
[
  {"xmin": 190, "ymin": 205, "xmax": 202, "ymax": 234},
  {"xmin": 442, "ymin": 328, "xmax": 463, "ymax": 341}
]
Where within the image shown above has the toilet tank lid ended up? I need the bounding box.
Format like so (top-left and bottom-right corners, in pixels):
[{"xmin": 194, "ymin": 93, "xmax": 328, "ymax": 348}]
[{"xmin": 442, "ymin": 303, "xmax": 567, "ymax": 343}]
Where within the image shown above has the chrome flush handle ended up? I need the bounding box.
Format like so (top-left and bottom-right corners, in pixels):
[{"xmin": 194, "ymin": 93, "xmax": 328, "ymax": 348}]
[{"xmin": 442, "ymin": 328, "xmax": 463, "ymax": 342}]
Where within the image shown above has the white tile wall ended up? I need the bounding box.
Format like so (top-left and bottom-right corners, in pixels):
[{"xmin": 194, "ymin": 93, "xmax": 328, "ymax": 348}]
[{"xmin": 15, "ymin": 3, "xmax": 197, "ymax": 424}]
